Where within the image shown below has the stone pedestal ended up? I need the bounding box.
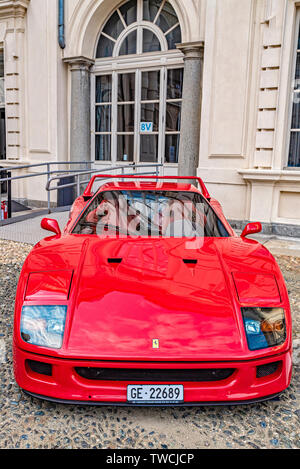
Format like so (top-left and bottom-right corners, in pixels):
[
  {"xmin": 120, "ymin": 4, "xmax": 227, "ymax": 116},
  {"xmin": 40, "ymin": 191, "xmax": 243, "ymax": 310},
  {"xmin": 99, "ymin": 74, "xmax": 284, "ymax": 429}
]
[
  {"xmin": 64, "ymin": 56, "xmax": 94, "ymax": 163},
  {"xmin": 176, "ymin": 42, "xmax": 204, "ymax": 179}
]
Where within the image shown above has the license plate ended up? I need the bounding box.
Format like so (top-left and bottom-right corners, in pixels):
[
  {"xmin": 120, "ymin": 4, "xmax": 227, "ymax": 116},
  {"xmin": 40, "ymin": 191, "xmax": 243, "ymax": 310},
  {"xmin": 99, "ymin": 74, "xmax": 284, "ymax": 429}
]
[{"xmin": 127, "ymin": 385, "xmax": 184, "ymax": 404}]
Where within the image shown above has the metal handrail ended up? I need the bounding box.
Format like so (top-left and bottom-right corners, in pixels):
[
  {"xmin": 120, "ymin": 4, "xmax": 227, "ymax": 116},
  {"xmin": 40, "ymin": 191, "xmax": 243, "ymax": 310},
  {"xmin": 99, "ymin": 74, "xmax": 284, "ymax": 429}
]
[
  {"xmin": 0, "ymin": 161, "xmax": 163, "ymax": 217},
  {"xmin": 0, "ymin": 160, "xmax": 92, "ymax": 173},
  {"xmin": 46, "ymin": 163, "xmax": 163, "ymax": 211},
  {"xmin": 0, "ymin": 161, "xmax": 95, "ymax": 217},
  {"xmin": 46, "ymin": 164, "xmax": 163, "ymax": 192}
]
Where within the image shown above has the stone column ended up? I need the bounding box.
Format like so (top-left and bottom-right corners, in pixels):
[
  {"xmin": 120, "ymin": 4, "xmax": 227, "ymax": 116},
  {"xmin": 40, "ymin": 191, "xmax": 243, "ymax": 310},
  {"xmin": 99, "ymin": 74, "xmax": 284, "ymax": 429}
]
[
  {"xmin": 176, "ymin": 42, "xmax": 204, "ymax": 178},
  {"xmin": 64, "ymin": 56, "xmax": 94, "ymax": 163}
]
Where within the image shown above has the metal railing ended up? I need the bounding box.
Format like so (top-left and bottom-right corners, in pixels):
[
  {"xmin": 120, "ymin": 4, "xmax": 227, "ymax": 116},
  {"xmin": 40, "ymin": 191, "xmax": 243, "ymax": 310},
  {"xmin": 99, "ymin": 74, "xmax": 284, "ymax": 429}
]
[
  {"xmin": 0, "ymin": 161, "xmax": 93, "ymax": 218},
  {"xmin": 0, "ymin": 161, "xmax": 162, "ymax": 218},
  {"xmin": 46, "ymin": 163, "xmax": 163, "ymax": 212}
]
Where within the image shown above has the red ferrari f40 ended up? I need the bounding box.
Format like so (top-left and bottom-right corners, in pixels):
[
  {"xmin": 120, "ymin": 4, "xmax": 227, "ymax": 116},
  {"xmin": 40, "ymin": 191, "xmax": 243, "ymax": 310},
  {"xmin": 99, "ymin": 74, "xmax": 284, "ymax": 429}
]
[{"xmin": 13, "ymin": 176, "xmax": 292, "ymax": 405}]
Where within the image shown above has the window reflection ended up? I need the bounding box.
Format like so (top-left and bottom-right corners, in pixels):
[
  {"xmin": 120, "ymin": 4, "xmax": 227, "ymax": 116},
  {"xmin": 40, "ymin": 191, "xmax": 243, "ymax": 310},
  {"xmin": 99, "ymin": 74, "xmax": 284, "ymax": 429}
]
[
  {"xmin": 165, "ymin": 134, "xmax": 179, "ymax": 163},
  {"xmin": 117, "ymin": 135, "xmax": 134, "ymax": 162},
  {"xmin": 143, "ymin": 29, "xmax": 161, "ymax": 53},
  {"xmin": 142, "ymin": 71, "xmax": 160, "ymax": 101},
  {"xmin": 95, "ymin": 135, "xmax": 111, "ymax": 161},
  {"xmin": 73, "ymin": 190, "xmax": 230, "ymax": 238},
  {"xmin": 288, "ymin": 20, "xmax": 300, "ymax": 167},
  {"xmin": 118, "ymin": 73, "xmax": 135, "ymax": 102},
  {"xmin": 143, "ymin": 0, "xmax": 161, "ymax": 22},
  {"xmin": 119, "ymin": 30, "xmax": 137, "ymax": 55},
  {"xmin": 167, "ymin": 69, "xmax": 183, "ymax": 100},
  {"xmin": 95, "ymin": 105, "xmax": 111, "ymax": 133},
  {"xmin": 156, "ymin": 2, "xmax": 179, "ymax": 33},
  {"xmin": 96, "ymin": 35, "xmax": 114, "ymax": 58},
  {"xmin": 103, "ymin": 11, "xmax": 124, "ymax": 40},
  {"xmin": 140, "ymin": 135, "xmax": 158, "ymax": 162},
  {"xmin": 120, "ymin": 0, "xmax": 137, "ymax": 25},
  {"xmin": 118, "ymin": 104, "xmax": 135, "ymax": 132},
  {"xmin": 96, "ymin": 75, "xmax": 112, "ymax": 103},
  {"xmin": 166, "ymin": 25, "xmax": 182, "ymax": 49},
  {"xmin": 166, "ymin": 102, "xmax": 181, "ymax": 132}
]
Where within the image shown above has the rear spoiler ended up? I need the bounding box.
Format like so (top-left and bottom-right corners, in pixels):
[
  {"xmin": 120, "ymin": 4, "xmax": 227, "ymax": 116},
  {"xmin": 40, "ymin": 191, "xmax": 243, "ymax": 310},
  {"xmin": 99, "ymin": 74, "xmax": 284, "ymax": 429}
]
[{"xmin": 83, "ymin": 175, "xmax": 211, "ymax": 201}]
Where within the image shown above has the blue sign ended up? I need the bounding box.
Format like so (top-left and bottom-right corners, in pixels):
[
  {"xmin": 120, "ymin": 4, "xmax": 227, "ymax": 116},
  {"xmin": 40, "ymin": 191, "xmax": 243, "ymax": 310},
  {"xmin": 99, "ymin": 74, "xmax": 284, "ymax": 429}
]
[{"xmin": 140, "ymin": 122, "xmax": 153, "ymax": 133}]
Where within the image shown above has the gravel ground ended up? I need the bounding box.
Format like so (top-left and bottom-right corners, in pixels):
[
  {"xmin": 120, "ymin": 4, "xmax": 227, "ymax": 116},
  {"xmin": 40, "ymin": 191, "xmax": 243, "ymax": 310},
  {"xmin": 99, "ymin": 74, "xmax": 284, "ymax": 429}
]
[{"xmin": 0, "ymin": 240, "xmax": 299, "ymax": 449}]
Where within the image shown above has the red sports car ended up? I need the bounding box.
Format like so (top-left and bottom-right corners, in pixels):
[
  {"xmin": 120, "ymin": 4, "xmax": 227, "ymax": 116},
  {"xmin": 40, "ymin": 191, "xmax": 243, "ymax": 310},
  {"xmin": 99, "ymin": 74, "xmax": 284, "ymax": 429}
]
[{"xmin": 13, "ymin": 176, "xmax": 292, "ymax": 405}]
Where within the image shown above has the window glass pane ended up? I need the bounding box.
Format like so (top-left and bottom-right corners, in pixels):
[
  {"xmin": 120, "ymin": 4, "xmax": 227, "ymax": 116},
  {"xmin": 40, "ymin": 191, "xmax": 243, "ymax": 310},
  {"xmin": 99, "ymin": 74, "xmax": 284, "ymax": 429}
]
[
  {"xmin": 291, "ymin": 100, "xmax": 300, "ymax": 129},
  {"xmin": 95, "ymin": 105, "xmax": 111, "ymax": 132},
  {"xmin": 166, "ymin": 25, "xmax": 182, "ymax": 50},
  {"xmin": 288, "ymin": 132, "xmax": 300, "ymax": 167},
  {"xmin": 0, "ymin": 79, "xmax": 4, "ymax": 107},
  {"xmin": 166, "ymin": 102, "xmax": 181, "ymax": 132},
  {"xmin": 96, "ymin": 35, "xmax": 114, "ymax": 58},
  {"xmin": 143, "ymin": 0, "xmax": 161, "ymax": 22},
  {"xmin": 298, "ymin": 23, "xmax": 300, "ymax": 50},
  {"xmin": 141, "ymin": 103, "xmax": 159, "ymax": 131},
  {"xmin": 118, "ymin": 73, "xmax": 135, "ymax": 102},
  {"xmin": 117, "ymin": 134, "xmax": 134, "ymax": 161},
  {"xmin": 140, "ymin": 135, "xmax": 158, "ymax": 162},
  {"xmin": 119, "ymin": 0, "xmax": 137, "ymax": 25},
  {"xmin": 118, "ymin": 104, "xmax": 135, "ymax": 132},
  {"xmin": 96, "ymin": 75, "xmax": 112, "ymax": 103},
  {"xmin": 0, "ymin": 51, "xmax": 4, "ymax": 78},
  {"xmin": 119, "ymin": 30, "xmax": 137, "ymax": 55},
  {"xmin": 156, "ymin": 2, "xmax": 178, "ymax": 33},
  {"xmin": 73, "ymin": 190, "xmax": 230, "ymax": 238},
  {"xmin": 95, "ymin": 135, "xmax": 111, "ymax": 161},
  {"xmin": 165, "ymin": 134, "xmax": 179, "ymax": 163},
  {"xmin": 143, "ymin": 29, "xmax": 161, "ymax": 53},
  {"xmin": 141, "ymin": 71, "xmax": 160, "ymax": 101},
  {"xmin": 103, "ymin": 11, "xmax": 124, "ymax": 40},
  {"xmin": 0, "ymin": 109, "xmax": 6, "ymax": 160},
  {"xmin": 167, "ymin": 69, "xmax": 183, "ymax": 99},
  {"xmin": 295, "ymin": 54, "xmax": 300, "ymax": 86}
]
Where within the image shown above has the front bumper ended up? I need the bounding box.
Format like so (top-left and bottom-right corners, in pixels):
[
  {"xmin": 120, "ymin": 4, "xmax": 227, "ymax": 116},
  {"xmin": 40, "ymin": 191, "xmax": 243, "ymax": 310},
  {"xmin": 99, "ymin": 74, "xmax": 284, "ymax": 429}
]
[{"xmin": 14, "ymin": 346, "xmax": 292, "ymax": 405}]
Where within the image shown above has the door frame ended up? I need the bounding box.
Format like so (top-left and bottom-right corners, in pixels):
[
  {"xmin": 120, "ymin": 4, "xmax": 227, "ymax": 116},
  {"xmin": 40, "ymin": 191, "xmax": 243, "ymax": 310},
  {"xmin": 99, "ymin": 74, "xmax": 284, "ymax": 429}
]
[{"xmin": 91, "ymin": 50, "xmax": 183, "ymax": 169}]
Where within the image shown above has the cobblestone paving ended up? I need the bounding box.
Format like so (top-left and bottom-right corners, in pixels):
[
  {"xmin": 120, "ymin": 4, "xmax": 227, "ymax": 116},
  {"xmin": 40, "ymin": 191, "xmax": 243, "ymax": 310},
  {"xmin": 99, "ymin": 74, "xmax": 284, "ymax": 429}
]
[{"xmin": 0, "ymin": 240, "xmax": 299, "ymax": 449}]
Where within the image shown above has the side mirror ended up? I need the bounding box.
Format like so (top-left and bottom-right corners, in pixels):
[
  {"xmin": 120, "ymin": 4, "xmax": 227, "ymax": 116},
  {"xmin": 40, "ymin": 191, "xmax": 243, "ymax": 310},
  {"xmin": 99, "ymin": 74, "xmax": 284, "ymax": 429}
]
[
  {"xmin": 41, "ymin": 218, "xmax": 61, "ymax": 236},
  {"xmin": 241, "ymin": 222, "xmax": 262, "ymax": 238}
]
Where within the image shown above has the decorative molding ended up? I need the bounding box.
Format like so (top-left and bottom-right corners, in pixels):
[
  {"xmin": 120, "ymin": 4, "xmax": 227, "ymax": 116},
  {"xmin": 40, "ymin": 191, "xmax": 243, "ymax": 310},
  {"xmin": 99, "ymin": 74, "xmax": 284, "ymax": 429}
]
[
  {"xmin": 0, "ymin": 0, "xmax": 30, "ymax": 19},
  {"xmin": 239, "ymin": 169, "xmax": 300, "ymax": 183},
  {"xmin": 63, "ymin": 56, "xmax": 95, "ymax": 72},
  {"xmin": 67, "ymin": 0, "xmax": 203, "ymax": 59},
  {"xmin": 176, "ymin": 41, "xmax": 204, "ymax": 60}
]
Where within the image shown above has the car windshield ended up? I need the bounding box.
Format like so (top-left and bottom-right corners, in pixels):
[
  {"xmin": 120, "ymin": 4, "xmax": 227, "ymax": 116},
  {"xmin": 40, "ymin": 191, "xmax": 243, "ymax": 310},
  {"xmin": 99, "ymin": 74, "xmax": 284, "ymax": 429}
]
[{"xmin": 72, "ymin": 190, "xmax": 230, "ymax": 238}]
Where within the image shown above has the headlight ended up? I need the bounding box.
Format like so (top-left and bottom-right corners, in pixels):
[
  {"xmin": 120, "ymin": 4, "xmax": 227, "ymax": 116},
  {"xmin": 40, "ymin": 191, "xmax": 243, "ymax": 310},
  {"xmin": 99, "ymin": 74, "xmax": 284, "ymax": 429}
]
[
  {"xmin": 20, "ymin": 306, "xmax": 67, "ymax": 349},
  {"xmin": 242, "ymin": 307, "xmax": 286, "ymax": 351}
]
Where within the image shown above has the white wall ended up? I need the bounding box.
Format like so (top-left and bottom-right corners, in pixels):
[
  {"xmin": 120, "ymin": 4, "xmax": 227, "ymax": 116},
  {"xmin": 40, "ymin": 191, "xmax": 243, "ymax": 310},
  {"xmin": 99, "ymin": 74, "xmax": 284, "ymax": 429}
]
[{"xmin": 0, "ymin": 0, "xmax": 299, "ymax": 226}]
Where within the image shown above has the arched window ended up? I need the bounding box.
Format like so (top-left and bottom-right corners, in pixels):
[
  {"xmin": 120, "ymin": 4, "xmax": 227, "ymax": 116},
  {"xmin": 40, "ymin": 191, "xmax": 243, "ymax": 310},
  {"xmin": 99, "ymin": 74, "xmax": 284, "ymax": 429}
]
[
  {"xmin": 92, "ymin": 0, "xmax": 183, "ymax": 166},
  {"xmin": 96, "ymin": 0, "xmax": 181, "ymax": 57}
]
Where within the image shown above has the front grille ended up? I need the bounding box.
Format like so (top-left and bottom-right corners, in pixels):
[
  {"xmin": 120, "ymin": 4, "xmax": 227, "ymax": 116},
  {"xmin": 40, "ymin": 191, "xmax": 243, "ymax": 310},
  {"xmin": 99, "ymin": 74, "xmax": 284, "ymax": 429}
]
[
  {"xmin": 75, "ymin": 367, "xmax": 235, "ymax": 382},
  {"xmin": 256, "ymin": 361, "xmax": 280, "ymax": 378}
]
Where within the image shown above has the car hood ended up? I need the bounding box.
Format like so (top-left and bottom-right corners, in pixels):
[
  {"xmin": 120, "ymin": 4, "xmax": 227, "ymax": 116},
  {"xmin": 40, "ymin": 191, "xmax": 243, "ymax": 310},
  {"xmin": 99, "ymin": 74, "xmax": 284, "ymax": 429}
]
[{"xmin": 22, "ymin": 235, "xmax": 283, "ymax": 361}]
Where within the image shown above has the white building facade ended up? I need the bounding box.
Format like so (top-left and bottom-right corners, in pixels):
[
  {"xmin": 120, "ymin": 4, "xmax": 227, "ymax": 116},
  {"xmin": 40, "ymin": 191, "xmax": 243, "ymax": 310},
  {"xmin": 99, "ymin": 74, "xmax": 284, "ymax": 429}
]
[{"xmin": 0, "ymin": 0, "xmax": 300, "ymax": 235}]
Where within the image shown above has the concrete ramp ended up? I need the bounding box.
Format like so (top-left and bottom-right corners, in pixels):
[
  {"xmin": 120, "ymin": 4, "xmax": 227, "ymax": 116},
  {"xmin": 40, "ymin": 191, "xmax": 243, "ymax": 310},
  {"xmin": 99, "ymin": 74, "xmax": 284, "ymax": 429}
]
[{"xmin": 0, "ymin": 211, "xmax": 69, "ymax": 245}]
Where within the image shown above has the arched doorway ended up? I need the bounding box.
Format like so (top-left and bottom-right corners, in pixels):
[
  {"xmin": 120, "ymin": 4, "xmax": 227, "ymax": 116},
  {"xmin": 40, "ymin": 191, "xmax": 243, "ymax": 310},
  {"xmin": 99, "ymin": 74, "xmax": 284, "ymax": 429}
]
[{"xmin": 91, "ymin": 0, "xmax": 184, "ymax": 169}]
